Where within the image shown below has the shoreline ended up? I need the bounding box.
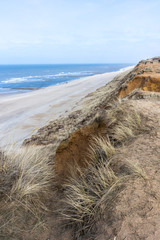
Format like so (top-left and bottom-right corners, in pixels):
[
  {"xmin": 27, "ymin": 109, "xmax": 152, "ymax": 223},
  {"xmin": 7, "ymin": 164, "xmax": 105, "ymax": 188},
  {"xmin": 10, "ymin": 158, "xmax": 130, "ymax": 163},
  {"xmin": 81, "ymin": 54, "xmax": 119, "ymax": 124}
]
[
  {"xmin": 0, "ymin": 65, "xmax": 133, "ymax": 97},
  {"xmin": 0, "ymin": 66, "xmax": 134, "ymax": 148}
]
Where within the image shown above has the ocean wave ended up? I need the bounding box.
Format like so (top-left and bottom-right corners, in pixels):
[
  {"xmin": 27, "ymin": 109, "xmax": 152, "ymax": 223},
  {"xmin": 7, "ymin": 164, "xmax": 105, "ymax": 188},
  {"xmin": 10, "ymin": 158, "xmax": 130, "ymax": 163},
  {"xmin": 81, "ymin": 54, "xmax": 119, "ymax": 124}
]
[
  {"xmin": 0, "ymin": 71, "xmax": 94, "ymax": 84},
  {"xmin": 0, "ymin": 87, "xmax": 11, "ymax": 90},
  {"xmin": 0, "ymin": 87, "xmax": 12, "ymax": 94},
  {"xmin": 1, "ymin": 77, "xmax": 45, "ymax": 84},
  {"xmin": 53, "ymin": 71, "xmax": 93, "ymax": 77}
]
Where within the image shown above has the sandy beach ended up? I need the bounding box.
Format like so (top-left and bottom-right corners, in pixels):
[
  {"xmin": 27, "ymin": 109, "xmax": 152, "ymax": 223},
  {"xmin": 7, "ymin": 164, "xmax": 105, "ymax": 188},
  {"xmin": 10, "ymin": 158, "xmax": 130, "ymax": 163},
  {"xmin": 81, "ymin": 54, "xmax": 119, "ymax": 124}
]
[{"xmin": 0, "ymin": 66, "xmax": 133, "ymax": 148}]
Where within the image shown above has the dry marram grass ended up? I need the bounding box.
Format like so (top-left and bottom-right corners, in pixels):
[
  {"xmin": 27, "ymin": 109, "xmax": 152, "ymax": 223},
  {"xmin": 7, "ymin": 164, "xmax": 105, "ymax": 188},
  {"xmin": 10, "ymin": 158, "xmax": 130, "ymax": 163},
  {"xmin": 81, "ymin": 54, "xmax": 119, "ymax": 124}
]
[
  {"xmin": 60, "ymin": 101, "xmax": 147, "ymax": 238},
  {"xmin": 104, "ymin": 100, "xmax": 147, "ymax": 143},
  {"xmin": 0, "ymin": 146, "xmax": 53, "ymax": 239},
  {"xmin": 61, "ymin": 140, "xmax": 145, "ymax": 238}
]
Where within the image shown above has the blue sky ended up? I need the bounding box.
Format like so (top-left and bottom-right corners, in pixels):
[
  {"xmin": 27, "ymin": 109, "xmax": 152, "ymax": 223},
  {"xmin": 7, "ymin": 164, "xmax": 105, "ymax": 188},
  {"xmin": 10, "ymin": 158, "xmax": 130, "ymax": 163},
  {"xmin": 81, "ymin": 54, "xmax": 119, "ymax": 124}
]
[{"xmin": 0, "ymin": 0, "xmax": 160, "ymax": 64}]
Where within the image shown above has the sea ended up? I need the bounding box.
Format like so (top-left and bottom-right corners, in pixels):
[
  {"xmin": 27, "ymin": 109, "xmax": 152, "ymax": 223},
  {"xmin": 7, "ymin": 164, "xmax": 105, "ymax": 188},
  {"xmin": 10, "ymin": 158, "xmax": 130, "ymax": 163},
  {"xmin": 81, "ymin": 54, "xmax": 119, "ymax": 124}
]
[{"xmin": 0, "ymin": 64, "xmax": 132, "ymax": 95}]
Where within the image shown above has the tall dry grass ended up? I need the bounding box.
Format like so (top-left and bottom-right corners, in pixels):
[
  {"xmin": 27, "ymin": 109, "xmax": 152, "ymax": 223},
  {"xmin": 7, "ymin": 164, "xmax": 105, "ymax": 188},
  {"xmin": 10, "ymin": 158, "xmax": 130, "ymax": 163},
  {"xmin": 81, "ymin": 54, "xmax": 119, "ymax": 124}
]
[
  {"xmin": 61, "ymin": 138, "xmax": 145, "ymax": 238},
  {"xmin": 60, "ymin": 101, "xmax": 147, "ymax": 238},
  {"xmin": 103, "ymin": 100, "xmax": 148, "ymax": 144},
  {"xmin": 0, "ymin": 146, "xmax": 53, "ymax": 239}
]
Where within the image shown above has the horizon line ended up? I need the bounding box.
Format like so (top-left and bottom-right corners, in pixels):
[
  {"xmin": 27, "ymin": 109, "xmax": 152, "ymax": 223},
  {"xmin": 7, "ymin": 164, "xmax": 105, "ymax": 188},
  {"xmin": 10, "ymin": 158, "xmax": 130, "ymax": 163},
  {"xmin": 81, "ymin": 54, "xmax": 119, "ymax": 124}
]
[{"xmin": 0, "ymin": 62, "xmax": 135, "ymax": 65}]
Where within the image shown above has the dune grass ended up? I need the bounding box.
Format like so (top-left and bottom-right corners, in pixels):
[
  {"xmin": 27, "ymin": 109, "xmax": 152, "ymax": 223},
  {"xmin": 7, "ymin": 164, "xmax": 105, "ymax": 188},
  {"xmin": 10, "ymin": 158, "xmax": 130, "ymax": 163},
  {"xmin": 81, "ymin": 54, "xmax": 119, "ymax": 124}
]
[
  {"xmin": 61, "ymin": 137, "xmax": 145, "ymax": 238},
  {"xmin": 60, "ymin": 100, "xmax": 147, "ymax": 238},
  {"xmin": 0, "ymin": 146, "xmax": 53, "ymax": 239},
  {"xmin": 103, "ymin": 100, "xmax": 148, "ymax": 144}
]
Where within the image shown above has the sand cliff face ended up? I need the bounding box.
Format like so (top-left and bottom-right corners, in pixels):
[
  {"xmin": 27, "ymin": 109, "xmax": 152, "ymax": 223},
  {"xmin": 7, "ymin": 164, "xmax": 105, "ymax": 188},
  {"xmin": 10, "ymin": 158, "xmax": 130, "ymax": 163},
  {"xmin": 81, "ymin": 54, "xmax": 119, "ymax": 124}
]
[
  {"xmin": 54, "ymin": 119, "xmax": 106, "ymax": 181},
  {"xmin": 119, "ymin": 57, "xmax": 160, "ymax": 97}
]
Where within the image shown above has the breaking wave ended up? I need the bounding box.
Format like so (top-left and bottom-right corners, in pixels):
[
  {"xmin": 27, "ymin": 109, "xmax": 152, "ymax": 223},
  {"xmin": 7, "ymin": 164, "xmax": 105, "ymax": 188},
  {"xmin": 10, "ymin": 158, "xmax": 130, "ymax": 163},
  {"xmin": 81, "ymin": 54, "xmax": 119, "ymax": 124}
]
[{"xmin": 1, "ymin": 71, "xmax": 94, "ymax": 84}]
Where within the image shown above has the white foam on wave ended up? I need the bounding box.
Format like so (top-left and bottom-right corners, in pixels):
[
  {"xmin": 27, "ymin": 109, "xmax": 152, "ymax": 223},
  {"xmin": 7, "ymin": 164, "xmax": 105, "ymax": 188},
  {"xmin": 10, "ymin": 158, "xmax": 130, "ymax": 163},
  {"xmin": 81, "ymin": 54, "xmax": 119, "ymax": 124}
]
[
  {"xmin": 0, "ymin": 87, "xmax": 11, "ymax": 90},
  {"xmin": 1, "ymin": 71, "xmax": 94, "ymax": 84},
  {"xmin": 46, "ymin": 71, "xmax": 93, "ymax": 78},
  {"xmin": 1, "ymin": 77, "xmax": 45, "ymax": 84},
  {"xmin": 0, "ymin": 68, "xmax": 133, "ymax": 86}
]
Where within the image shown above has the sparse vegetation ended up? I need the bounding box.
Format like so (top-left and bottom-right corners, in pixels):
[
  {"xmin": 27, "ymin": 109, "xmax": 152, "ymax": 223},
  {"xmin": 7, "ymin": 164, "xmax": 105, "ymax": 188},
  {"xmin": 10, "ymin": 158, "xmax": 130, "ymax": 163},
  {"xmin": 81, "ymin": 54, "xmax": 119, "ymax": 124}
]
[
  {"xmin": 60, "ymin": 101, "xmax": 147, "ymax": 239},
  {"xmin": 61, "ymin": 136, "xmax": 145, "ymax": 239},
  {"xmin": 0, "ymin": 147, "xmax": 53, "ymax": 239},
  {"xmin": 103, "ymin": 100, "xmax": 148, "ymax": 144}
]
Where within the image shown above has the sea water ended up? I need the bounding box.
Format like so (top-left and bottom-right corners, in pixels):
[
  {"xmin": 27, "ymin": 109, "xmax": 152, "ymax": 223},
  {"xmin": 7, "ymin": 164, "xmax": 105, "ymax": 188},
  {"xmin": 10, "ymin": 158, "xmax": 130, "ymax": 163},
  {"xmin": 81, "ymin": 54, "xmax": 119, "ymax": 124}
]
[{"xmin": 0, "ymin": 64, "xmax": 132, "ymax": 94}]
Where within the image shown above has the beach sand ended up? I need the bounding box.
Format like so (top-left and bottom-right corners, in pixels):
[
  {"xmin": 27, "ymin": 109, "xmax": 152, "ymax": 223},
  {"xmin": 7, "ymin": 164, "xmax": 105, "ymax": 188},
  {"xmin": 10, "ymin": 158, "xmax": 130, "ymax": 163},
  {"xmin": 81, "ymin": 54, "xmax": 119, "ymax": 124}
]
[{"xmin": 0, "ymin": 67, "xmax": 133, "ymax": 148}]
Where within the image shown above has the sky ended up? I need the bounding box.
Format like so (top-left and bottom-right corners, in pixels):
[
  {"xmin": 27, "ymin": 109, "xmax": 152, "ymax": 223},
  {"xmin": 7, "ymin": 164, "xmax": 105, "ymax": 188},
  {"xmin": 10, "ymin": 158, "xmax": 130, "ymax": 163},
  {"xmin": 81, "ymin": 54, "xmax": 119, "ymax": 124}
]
[{"xmin": 0, "ymin": 0, "xmax": 160, "ymax": 64}]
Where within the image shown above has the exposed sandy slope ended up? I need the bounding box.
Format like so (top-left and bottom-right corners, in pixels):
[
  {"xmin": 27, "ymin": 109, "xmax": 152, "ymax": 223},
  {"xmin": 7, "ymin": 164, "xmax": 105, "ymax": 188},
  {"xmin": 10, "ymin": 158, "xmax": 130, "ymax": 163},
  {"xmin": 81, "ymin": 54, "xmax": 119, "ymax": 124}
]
[{"xmin": 0, "ymin": 67, "xmax": 132, "ymax": 148}]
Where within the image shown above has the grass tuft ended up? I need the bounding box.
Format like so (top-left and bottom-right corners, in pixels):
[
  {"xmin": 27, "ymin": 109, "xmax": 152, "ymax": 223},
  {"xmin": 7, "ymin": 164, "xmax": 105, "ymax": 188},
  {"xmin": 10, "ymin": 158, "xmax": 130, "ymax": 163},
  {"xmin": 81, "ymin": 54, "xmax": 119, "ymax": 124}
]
[
  {"xmin": 90, "ymin": 137, "xmax": 116, "ymax": 161},
  {"xmin": 61, "ymin": 137, "xmax": 144, "ymax": 238},
  {"xmin": 0, "ymin": 146, "xmax": 53, "ymax": 239},
  {"xmin": 104, "ymin": 100, "xmax": 148, "ymax": 144}
]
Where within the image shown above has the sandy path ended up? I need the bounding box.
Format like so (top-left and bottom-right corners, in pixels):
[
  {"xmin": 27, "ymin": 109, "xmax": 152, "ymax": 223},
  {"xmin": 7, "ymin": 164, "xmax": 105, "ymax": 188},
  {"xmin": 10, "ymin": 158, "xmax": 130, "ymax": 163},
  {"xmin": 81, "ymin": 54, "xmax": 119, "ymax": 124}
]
[{"xmin": 0, "ymin": 67, "xmax": 133, "ymax": 148}]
